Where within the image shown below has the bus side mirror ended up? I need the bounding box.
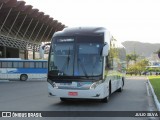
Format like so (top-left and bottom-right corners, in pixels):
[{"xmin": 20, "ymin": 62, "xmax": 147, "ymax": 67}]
[{"xmin": 102, "ymin": 44, "xmax": 109, "ymax": 56}]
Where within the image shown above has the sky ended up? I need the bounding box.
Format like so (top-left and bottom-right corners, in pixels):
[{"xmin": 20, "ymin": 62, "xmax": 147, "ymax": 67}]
[{"xmin": 20, "ymin": 0, "xmax": 160, "ymax": 43}]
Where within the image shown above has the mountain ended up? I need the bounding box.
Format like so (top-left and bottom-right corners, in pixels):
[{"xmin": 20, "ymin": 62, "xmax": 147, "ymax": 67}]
[{"xmin": 122, "ymin": 41, "xmax": 160, "ymax": 58}]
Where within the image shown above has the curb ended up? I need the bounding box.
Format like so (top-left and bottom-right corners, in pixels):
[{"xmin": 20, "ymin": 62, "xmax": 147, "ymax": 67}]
[{"xmin": 147, "ymin": 77, "xmax": 160, "ymax": 111}]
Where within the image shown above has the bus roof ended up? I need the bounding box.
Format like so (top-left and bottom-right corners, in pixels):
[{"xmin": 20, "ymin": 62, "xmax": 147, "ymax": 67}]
[
  {"xmin": 53, "ymin": 27, "xmax": 107, "ymax": 37},
  {"xmin": 0, "ymin": 58, "xmax": 22, "ymax": 60}
]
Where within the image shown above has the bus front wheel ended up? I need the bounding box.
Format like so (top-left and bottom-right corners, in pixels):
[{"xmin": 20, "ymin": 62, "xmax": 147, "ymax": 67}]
[
  {"xmin": 101, "ymin": 96, "xmax": 109, "ymax": 103},
  {"xmin": 20, "ymin": 74, "xmax": 28, "ymax": 81},
  {"xmin": 101, "ymin": 82, "xmax": 111, "ymax": 103}
]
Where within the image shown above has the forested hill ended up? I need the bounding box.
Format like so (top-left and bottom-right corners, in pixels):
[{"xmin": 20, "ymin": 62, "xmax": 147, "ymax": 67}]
[{"xmin": 122, "ymin": 41, "xmax": 160, "ymax": 57}]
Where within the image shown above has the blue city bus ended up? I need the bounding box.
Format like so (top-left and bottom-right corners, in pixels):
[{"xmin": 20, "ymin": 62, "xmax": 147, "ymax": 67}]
[{"xmin": 0, "ymin": 59, "xmax": 48, "ymax": 81}]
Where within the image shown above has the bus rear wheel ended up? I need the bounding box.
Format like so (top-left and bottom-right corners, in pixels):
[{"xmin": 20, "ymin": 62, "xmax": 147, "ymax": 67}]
[{"xmin": 20, "ymin": 74, "xmax": 28, "ymax": 81}]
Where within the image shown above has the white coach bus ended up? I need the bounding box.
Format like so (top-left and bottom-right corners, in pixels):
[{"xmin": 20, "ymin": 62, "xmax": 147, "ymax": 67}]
[{"xmin": 47, "ymin": 27, "xmax": 126, "ymax": 102}]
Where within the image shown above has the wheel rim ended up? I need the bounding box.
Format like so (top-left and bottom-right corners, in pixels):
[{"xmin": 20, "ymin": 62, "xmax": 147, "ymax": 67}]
[{"xmin": 21, "ymin": 75, "xmax": 27, "ymax": 81}]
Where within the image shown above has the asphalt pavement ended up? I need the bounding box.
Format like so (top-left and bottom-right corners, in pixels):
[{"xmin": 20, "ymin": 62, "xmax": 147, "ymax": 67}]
[{"xmin": 0, "ymin": 77, "xmax": 159, "ymax": 120}]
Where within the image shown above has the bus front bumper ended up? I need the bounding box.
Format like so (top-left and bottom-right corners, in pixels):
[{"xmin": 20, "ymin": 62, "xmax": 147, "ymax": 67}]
[{"xmin": 48, "ymin": 83, "xmax": 107, "ymax": 99}]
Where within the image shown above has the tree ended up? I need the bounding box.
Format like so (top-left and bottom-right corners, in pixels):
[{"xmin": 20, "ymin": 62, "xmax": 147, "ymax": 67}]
[
  {"xmin": 126, "ymin": 53, "xmax": 139, "ymax": 66},
  {"xmin": 126, "ymin": 59, "xmax": 149, "ymax": 75},
  {"xmin": 126, "ymin": 54, "xmax": 132, "ymax": 67},
  {"xmin": 136, "ymin": 59, "xmax": 149, "ymax": 75},
  {"xmin": 131, "ymin": 53, "xmax": 139, "ymax": 64}
]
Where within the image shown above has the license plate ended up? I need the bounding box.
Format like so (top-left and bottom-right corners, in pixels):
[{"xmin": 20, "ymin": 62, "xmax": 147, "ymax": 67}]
[
  {"xmin": 60, "ymin": 83, "xmax": 72, "ymax": 85},
  {"xmin": 68, "ymin": 92, "xmax": 78, "ymax": 96}
]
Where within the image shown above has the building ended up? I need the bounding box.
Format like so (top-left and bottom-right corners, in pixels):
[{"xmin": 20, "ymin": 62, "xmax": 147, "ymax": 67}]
[{"xmin": 0, "ymin": 0, "xmax": 65, "ymax": 59}]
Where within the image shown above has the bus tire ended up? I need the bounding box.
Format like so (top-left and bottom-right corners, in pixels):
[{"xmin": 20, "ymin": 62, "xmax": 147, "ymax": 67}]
[
  {"xmin": 117, "ymin": 87, "xmax": 122, "ymax": 92},
  {"xmin": 117, "ymin": 78, "xmax": 124, "ymax": 92},
  {"xmin": 20, "ymin": 74, "xmax": 28, "ymax": 81},
  {"xmin": 101, "ymin": 96, "xmax": 109, "ymax": 103}
]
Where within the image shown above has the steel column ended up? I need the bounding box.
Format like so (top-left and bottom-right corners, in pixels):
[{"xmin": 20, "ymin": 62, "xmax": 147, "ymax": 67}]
[
  {"xmin": 3, "ymin": 46, "xmax": 6, "ymax": 58},
  {"xmin": 33, "ymin": 45, "xmax": 35, "ymax": 59},
  {"xmin": 24, "ymin": 50, "xmax": 28, "ymax": 59}
]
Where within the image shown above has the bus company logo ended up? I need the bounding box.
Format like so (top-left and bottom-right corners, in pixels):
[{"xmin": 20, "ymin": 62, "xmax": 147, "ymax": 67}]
[{"xmin": 2, "ymin": 112, "xmax": 11, "ymax": 117}]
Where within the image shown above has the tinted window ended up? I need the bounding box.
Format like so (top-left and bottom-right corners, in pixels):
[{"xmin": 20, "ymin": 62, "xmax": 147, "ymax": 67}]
[
  {"xmin": 19, "ymin": 62, "xmax": 23, "ymax": 68},
  {"xmin": 43, "ymin": 62, "xmax": 47, "ymax": 68},
  {"xmin": 36, "ymin": 62, "xmax": 43, "ymax": 68},
  {"xmin": 2, "ymin": 62, "xmax": 8, "ymax": 68},
  {"xmin": 13, "ymin": 62, "xmax": 19, "ymax": 68},
  {"xmin": 29, "ymin": 62, "xmax": 34, "ymax": 68},
  {"xmin": 24, "ymin": 62, "xmax": 30, "ymax": 68}
]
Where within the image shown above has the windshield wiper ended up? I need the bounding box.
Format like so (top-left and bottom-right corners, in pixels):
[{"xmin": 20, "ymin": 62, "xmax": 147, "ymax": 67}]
[
  {"xmin": 61, "ymin": 48, "xmax": 70, "ymax": 73},
  {"xmin": 78, "ymin": 58, "xmax": 88, "ymax": 78}
]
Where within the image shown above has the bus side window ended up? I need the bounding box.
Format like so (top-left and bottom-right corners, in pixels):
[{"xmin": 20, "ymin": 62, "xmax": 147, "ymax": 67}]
[
  {"xmin": 43, "ymin": 62, "xmax": 47, "ymax": 68},
  {"xmin": 29, "ymin": 62, "xmax": 34, "ymax": 68},
  {"xmin": 24, "ymin": 62, "xmax": 30, "ymax": 68},
  {"xmin": 39, "ymin": 62, "xmax": 43, "ymax": 68},
  {"xmin": 2, "ymin": 62, "xmax": 8, "ymax": 68},
  {"xmin": 106, "ymin": 54, "xmax": 113, "ymax": 69},
  {"xmin": 46, "ymin": 62, "xmax": 48, "ymax": 68},
  {"xmin": 13, "ymin": 62, "xmax": 18, "ymax": 68},
  {"xmin": 19, "ymin": 62, "xmax": 23, "ymax": 68},
  {"xmin": 36, "ymin": 62, "xmax": 42, "ymax": 68},
  {"xmin": 0, "ymin": 62, "xmax": 1, "ymax": 68},
  {"xmin": 7, "ymin": 62, "xmax": 12, "ymax": 68}
]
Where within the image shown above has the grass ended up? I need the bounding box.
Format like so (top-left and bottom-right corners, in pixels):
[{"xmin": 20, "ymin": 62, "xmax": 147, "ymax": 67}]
[{"xmin": 148, "ymin": 76, "xmax": 160, "ymax": 102}]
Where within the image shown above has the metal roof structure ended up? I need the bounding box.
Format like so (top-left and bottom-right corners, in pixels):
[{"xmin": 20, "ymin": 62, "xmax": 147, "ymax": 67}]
[{"xmin": 0, "ymin": 0, "xmax": 65, "ymax": 51}]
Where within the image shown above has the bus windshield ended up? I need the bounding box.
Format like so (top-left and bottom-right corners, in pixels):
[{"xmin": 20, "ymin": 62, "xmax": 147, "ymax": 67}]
[
  {"xmin": 48, "ymin": 36, "xmax": 103, "ymax": 78},
  {"xmin": 49, "ymin": 42, "xmax": 74, "ymax": 76}
]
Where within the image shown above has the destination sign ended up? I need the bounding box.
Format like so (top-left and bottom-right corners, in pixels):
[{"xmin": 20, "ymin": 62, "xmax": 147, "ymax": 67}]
[{"xmin": 57, "ymin": 38, "xmax": 74, "ymax": 42}]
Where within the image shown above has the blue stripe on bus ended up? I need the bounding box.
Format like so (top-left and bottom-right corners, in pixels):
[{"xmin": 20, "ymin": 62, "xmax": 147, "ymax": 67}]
[{"xmin": 7, "ymin": 68, "xmax": 47, "ymax": 74}]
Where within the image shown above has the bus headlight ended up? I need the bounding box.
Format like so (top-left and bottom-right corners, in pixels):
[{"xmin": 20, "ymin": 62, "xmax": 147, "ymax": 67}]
[
  {"xmin": 52, "ymin": 82, "xmax": 58, "ymax": 88},
  {"xmin": 90, "ymin": 80, "xmax": 102, "ymax": 89},
  {"xmin": 90, "ymin": 83, "xmax": 97, "ymax": 89},
  {"xmin": 48, "ymin": 79, "xmax": 58, "ymax": 88}
]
